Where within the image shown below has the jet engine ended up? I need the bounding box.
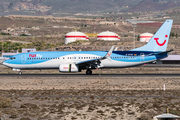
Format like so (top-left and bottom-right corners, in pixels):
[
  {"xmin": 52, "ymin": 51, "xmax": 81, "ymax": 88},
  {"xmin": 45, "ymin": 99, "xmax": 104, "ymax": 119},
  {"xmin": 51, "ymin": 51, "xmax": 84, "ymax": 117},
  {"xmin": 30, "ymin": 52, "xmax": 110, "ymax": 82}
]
[{"xmin": 59, "ymin": 64, "xmax": 80, "ymax": 72}]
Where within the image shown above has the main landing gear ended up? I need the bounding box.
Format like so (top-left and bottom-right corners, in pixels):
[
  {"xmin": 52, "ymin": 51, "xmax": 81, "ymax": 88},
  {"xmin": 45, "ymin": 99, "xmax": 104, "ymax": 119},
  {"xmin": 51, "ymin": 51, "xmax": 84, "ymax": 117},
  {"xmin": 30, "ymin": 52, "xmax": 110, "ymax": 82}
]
[{"xmin": 86, "ymin": 69, "xmax": 92, "ymax": 75}]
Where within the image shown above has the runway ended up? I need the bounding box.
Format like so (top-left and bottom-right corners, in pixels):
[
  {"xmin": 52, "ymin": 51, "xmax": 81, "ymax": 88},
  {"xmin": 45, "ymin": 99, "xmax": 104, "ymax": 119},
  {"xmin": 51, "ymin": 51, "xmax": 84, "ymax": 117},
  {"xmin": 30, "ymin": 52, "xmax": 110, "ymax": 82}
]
[
  {"xmin": 3, "ymin": 95, "xmax": 180, "ymax": 99},
  {"xmin": 0, "ymin": 73, "xmax": 180, "ymax": 77}
]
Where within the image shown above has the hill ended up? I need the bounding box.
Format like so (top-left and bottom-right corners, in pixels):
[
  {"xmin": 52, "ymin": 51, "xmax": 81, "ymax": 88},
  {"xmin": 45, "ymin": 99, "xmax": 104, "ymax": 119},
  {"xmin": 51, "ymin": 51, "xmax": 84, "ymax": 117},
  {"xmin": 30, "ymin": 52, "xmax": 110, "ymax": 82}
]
[
  {"xmin": 0, "ymin": 0, "xmax": 180, "ymax": 15},
  {"xmin": 128, "ymin": 0, "xmax": 180, "ymax": 12}
]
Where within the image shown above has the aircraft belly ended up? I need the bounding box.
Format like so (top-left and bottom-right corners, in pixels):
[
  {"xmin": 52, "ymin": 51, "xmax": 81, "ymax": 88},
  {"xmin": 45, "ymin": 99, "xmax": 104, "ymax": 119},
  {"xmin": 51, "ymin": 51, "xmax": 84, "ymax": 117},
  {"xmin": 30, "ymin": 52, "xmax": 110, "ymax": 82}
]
[
  {"xmin": 8, "ymin": 59, "xmax": 61, "ymax": 69},
  {"xmin": 101, "ymin": 59, "xmax": 154, "ymax": 68}
]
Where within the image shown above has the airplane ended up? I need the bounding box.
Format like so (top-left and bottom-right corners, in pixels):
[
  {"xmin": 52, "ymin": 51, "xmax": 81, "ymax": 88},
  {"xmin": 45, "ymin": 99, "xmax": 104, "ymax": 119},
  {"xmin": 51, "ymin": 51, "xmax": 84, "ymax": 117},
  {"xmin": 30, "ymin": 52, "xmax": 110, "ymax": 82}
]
[{"xmin": 3, "ymin": 19, "xmax": 173, "ymax": 75}]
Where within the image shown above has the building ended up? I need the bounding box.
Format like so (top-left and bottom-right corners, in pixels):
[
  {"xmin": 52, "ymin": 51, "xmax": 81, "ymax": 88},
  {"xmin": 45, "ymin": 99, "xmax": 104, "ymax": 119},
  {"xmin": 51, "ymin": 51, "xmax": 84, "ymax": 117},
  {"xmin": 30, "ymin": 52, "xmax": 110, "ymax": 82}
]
[
  {"xmin": 97, "ymin": 31, "xmax": 120, "ymax": 41},
  {"xmin": 160, "ymin": 55, "xmax": 180, "ymax": 64},
  {"xmin": 65, "ymin": 31, "xmax": 89, "ymax": 44},
  {"xmin": 2, "ymin": 48, "xmax": 36, "ymax": 58},
  {"xmin": 22, "ymin": 48, "xmax": 36, "ymax": 53}
]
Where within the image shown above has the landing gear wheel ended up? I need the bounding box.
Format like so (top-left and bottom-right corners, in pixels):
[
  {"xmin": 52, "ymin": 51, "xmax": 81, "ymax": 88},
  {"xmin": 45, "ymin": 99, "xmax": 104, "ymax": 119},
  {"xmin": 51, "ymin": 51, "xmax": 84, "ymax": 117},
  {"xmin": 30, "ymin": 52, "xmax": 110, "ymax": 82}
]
[
  {"xmin": 86, "ymin": 69, "xmax": 92, "ymax": 75},
  {"xmin": 19, "ymin": 71, "xmax": 22, "ymax": 75}
]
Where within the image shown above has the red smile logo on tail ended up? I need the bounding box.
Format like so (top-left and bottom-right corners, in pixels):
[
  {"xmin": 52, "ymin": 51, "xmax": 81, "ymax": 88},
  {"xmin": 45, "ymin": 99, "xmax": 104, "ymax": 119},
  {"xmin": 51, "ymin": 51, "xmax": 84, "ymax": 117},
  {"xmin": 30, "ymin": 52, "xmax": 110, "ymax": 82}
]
[{"xmin": 154, "ymin": 35, "xmax": 168, "ymax": 46}]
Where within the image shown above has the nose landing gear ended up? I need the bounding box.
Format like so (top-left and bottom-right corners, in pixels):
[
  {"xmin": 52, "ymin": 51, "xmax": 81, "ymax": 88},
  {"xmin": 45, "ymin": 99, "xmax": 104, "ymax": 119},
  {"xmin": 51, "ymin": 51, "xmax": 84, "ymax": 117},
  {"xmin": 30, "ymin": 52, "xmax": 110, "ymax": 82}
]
[
  {"xmin": 86, "ymin": 69, "xmax": 92, "ymax": 75},
  {"xmin": 19, "ymin": 71, "xmax": 22, "ymax": 75}
]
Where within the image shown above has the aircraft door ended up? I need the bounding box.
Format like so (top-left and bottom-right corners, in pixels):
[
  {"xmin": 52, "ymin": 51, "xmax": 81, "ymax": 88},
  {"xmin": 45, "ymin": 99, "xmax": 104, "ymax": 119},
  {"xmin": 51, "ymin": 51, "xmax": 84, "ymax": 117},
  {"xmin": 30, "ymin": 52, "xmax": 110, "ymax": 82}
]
[
  {"xmin": 140, "ymin": 53, "xmax": 145, "ymax": 62},
  {"xmin": 21, "ymin": 54, "xmax": 26, "ymax": 63}
]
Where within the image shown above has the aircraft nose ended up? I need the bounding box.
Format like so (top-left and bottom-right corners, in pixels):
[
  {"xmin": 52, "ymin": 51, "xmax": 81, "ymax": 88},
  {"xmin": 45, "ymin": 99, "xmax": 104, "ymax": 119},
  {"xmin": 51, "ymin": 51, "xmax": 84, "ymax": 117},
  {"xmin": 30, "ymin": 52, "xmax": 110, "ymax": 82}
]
[
  {"xmin": 2, "ymin": 60, "xmax": 9, "ymax": 66},
  {"xmin": 2, "ymin": 61, "xmax": 6, "ymax": 65}
]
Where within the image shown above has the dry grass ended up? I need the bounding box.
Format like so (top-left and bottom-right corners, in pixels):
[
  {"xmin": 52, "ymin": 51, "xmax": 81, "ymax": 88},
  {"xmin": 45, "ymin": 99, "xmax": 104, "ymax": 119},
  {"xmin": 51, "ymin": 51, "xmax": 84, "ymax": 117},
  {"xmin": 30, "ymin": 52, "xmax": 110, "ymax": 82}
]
[{"xmin": 0, "ymin": 96, "xmax": 12, "ymax": 108}]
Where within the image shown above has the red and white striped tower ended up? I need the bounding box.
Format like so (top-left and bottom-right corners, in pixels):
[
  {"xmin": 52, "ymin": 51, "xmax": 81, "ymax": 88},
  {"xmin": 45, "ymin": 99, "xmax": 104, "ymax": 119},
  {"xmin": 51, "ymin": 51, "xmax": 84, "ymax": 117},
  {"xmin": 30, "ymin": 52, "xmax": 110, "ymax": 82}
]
[
  {"xmin": 65, "ymin": 31, "xmax": 89, "ymax": 44},
  {"xmin": 97, "ymin": 31, "xmax": 120, "ymax": 41},
  {"xmin": 140, "ymin": 32, "xmax": 153, "ymax": 42}
]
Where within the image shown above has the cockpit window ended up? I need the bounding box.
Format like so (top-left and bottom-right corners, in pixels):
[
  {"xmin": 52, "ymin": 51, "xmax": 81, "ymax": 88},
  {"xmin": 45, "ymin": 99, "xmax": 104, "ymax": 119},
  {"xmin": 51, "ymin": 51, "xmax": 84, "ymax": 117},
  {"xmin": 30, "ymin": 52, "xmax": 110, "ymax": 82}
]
[{"xmin": 10, "ymin": 57, "xmax": 16, "ymax": 60}]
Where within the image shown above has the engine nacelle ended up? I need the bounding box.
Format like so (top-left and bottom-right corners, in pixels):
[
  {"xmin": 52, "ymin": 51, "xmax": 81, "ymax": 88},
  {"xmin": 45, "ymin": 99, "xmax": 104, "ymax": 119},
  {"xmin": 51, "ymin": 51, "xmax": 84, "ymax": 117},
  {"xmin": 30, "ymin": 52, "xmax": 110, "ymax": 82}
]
[{"xmin": 59, "ymin": 64, "xmax": 79, "ymax": 72}]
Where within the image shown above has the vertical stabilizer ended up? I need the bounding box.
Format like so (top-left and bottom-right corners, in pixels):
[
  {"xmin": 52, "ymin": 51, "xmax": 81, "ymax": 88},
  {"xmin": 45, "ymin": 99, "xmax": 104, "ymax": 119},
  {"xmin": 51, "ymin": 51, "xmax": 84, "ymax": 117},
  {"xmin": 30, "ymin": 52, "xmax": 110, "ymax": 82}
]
[{"xmin": 132, "ymin": 19, "xmax": 173, "ymax": 52}]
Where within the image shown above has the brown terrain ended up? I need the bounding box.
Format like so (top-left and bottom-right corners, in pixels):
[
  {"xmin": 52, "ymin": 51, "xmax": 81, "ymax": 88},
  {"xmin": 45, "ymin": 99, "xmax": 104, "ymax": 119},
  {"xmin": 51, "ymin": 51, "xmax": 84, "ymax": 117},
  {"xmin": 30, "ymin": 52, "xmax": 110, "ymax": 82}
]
[
  {"xmin": 0, "ymin": 65, "xmax": 180, "ymax": 119},
  {"xmin": 0, "ymin": 15, "xmax": 180, "ymax": 120}
]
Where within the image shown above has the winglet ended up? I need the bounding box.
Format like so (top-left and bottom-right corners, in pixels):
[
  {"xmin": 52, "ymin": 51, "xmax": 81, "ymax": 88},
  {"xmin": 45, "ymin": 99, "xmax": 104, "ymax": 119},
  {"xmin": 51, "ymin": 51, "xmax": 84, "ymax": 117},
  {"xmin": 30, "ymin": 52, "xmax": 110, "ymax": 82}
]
[
  {"xmin": 101, "ymin": 45, "xmax": 115, "ymax": 60},
  {"xmin": 114, "ymin": 47, "xmax": 118, "ymax": 51},
  {"xmin": 106, "ymin": 45, "xmax": 115, "ymax": 57}
]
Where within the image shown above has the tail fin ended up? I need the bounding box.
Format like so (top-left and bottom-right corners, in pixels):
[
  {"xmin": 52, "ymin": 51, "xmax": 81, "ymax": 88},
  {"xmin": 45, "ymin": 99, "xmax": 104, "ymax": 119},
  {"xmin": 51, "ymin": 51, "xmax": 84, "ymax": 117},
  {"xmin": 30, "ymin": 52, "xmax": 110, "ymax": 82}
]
[{"xmin": 132, "ymin": 19, "xmax": 173, "ymax": 52}]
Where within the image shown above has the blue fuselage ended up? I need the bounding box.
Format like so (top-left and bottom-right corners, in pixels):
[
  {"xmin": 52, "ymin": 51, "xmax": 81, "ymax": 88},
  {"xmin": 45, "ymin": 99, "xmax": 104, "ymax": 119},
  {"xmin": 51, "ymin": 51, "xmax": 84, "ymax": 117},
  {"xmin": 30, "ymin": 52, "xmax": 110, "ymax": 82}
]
[{"xmin": 3, "ymin": 51, "xmax": 167, "ymax": 70}]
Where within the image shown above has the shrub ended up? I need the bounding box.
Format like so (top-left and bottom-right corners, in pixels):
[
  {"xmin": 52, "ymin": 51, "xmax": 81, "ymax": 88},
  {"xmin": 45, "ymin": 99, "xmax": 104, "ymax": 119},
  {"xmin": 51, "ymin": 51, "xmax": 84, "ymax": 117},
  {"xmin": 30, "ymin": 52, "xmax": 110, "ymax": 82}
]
[
  {"xmin": 20, "ymin": 34, "xmax": 29, "ymax": 36},
  {"xmin": 138, "ymin": 113, "xmax": 151, "ymax": 120},
  {"xmin": 20, "ymin": 117, "xmax": 31, "ymax": 120},
  {"xmin": 0, "ymin": 96, "xmax": 12, "ymax": 108},
  {"xmin": 1, "ymin": 33, "xmax": 11, "ymax": 35},
  {"xmin": 9, "ymin": 109, "xmax": 18, "ymax": 119}
]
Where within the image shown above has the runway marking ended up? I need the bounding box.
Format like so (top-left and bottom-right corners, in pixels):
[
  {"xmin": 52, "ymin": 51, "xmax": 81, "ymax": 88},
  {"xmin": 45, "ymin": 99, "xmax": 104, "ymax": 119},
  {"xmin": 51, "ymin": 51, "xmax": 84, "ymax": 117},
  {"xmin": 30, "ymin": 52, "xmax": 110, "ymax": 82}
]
[
  {"xmin": 0, "ymin": 74, "xmax": 180, "ymax": 78},
  {"xmin": 3, "ymin": 95, "xmax": 180, "ymax": 98}
]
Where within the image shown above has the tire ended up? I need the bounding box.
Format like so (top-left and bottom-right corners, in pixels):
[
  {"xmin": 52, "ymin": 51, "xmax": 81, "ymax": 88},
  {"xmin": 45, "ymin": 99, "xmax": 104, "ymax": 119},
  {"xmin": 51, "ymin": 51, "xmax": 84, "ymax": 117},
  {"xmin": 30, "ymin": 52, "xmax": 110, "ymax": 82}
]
[{"xmin": 86, "ymin": 69, "xmax": 92, "ymax": 75}]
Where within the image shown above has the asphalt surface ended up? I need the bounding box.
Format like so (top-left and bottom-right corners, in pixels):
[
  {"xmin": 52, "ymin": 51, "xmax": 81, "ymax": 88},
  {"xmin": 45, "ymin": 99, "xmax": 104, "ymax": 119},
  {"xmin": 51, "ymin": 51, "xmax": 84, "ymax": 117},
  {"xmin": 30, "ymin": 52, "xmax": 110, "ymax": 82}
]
[
  {"xmin": 0, "ymin": 73, "xmax": 180, "ymax": 77},
  {"xmin": 3, "ymin": 95, "xmax": 180, "ymax": 98}
]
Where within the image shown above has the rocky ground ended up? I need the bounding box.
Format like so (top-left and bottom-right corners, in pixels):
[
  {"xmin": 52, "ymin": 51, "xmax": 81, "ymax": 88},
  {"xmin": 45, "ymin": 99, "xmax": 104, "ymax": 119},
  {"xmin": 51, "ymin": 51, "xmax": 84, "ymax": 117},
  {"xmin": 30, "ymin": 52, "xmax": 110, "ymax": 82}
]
[
  {"xmin": 0, "ymin": 72, "xmax": 180, "ymax": 120},
  {"xmin": 1, "ymin": 65, "xmax": 180, "ymax": 120}
]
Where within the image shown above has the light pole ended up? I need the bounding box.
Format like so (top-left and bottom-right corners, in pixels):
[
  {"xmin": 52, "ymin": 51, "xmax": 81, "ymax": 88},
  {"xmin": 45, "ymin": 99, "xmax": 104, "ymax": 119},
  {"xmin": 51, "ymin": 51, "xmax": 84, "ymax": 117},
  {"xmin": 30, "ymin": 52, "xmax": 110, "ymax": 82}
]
[
  {"xmin": 132, "ymin": 23, "xmax": 137, "ymax": 49},
  {"xmin": 1, "ymin": 43, "xmax": 3, "ymax": 56}
]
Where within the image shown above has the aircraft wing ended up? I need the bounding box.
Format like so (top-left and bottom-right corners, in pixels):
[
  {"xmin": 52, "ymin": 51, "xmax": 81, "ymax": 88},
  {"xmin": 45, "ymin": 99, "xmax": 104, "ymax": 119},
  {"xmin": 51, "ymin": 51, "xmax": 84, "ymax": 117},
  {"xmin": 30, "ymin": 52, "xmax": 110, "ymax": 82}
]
[
  {"xmin": 76, "ymin": 58, "xmax": 101, "ymax": 65},
  {"xmin": 76, "ymin": 46, "xmax": 115, "ymax": 66}
]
